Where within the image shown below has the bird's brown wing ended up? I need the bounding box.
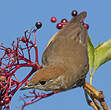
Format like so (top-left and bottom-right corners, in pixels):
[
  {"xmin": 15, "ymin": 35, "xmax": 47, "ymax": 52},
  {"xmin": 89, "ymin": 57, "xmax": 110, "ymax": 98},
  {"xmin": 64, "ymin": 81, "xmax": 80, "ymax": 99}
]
[{"xmin": 46, "ymin": 11, "xmax": 87, "ymax": 48}]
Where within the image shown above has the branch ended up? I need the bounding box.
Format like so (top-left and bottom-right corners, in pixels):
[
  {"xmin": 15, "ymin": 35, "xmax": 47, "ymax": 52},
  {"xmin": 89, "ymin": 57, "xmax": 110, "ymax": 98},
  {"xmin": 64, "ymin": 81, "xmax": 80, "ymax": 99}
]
[
  {"xmin": 84, "ymin": 82, "xmax": 109, "ymax": 110},
  {"xmin": 84, "ymin": 91, "xmax": 98, "ymax": 110}
]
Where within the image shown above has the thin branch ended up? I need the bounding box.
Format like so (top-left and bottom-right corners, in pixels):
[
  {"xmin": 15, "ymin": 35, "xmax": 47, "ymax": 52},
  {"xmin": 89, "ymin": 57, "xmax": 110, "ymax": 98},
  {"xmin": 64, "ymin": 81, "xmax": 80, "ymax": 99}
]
[
  {"xmin": 34, "ymin": 30, "xmax": 39, "ymax": 63},
  {"xmin": 84, "ymin": 90, "xmax": 98, "ymax": 110},
  {"xmin": 84, "ymin": 82, "xmax": 110, "ymax": 110},
  {"xmin": 93, "ymin": 98, "xmax": 102, "ymax": 110},
  {"xmin": 90, "ymin": 70, "xmax": 95, "ymax": 85},
  {"xmin": 99, "ymin": 93, "xmax": 109, "ymax": 110},
  {"xmin": 90, "ymin": 93, "xmax": 102, "ymax": 110},
  {"xmin": 11, "ymin": 68, "xmax": 37, "ymax": 96}
]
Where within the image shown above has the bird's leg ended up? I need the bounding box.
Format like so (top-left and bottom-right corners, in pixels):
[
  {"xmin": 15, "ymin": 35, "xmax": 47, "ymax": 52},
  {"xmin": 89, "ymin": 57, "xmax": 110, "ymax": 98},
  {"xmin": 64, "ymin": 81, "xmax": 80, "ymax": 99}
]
[{"xmin": 83, "ymin": 82, "xmax": 109, "ymax": 110}]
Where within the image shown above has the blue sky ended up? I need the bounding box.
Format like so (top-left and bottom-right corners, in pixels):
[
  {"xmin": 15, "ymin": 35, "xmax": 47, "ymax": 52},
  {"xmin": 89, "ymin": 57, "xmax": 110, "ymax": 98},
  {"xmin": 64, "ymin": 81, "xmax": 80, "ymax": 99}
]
[{"xmin": 0, "ymin": 0, "xmax": 111, "ymax": 110}]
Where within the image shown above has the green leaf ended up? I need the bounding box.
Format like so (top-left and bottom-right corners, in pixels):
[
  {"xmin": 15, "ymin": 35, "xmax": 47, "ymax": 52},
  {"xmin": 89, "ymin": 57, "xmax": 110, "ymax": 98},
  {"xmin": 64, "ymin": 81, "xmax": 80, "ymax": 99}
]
[
  {"xmin": 88, "ymin": 36, "xmax": 95, "ymax": 73},
  {"xmin": 94, "ymin": 39, "xmax": 111, "ymax": 71}
]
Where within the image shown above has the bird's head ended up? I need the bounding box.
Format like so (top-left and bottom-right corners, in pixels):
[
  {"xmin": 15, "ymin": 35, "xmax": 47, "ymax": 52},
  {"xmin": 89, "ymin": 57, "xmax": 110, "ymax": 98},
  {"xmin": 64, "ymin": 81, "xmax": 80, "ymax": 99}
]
[{"xmin": 21, "ymin": 65, "xmax": 67, "ymax": 91}]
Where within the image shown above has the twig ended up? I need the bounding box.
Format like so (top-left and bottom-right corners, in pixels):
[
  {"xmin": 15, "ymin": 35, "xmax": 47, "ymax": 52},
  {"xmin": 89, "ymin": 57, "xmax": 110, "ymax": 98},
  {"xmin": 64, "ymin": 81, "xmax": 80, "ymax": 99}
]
[
  {"xmin": 84, "ymin": 91, "xmax": 98, "ymax": 110},
  {"xmin": 90, "ymin": 70, "xmax": 95, "ymax": 85},
  {"xmin": 84, "ymin": 82, "xmax": 110, "ymax": 110},
  {"xmin": 11, "ymin": 68, "xmax": 37, "ymax": 96},
  {"xmin": 92, "ymin": 98, "xmax": 102, "ymax": 110}
]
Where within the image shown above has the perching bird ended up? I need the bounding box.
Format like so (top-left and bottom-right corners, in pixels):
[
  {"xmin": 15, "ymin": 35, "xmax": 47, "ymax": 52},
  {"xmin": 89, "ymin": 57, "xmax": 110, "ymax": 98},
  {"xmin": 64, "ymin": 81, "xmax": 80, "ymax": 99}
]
[{"xmin": 21, "ymin": 11, "xmax": 89, "ymax": 91}]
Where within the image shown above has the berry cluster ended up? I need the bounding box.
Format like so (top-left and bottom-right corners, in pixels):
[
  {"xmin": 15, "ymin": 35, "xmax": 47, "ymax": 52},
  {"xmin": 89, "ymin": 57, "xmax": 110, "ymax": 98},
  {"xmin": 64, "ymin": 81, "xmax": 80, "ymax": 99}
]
[
  {"xmin": 0, "ymin": 25, "xmax": 42, "ymax": 109},
  {"xmin": 50, "ymin": 10, "xmax": 89, "ymax": 29},
  {"xmin": 51, "ymin": 16, "xmax": 67, "ymax": 29}
]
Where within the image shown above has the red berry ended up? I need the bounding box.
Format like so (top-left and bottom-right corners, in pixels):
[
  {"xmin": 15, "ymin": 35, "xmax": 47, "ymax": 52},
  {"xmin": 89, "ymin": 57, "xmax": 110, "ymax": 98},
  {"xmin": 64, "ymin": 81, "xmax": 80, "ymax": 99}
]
[
  {"xmin": 72, "ymin": 10, "xmax": 78, "ymax": 17},
  {"xmin": 51, "ymin": 17, "xmax": 57, "ymax": 23},
  {"xmin": 0, "ymin": 100, "xmax": 5, "ymax": 106},
  {"xmin": 4, "ymin": 97, "xmax": 10, "ymax": 104},
  {"xmin": 21, "ymin": 36, "xmax": 27, "ymax": 43},
  {"xmin": 83, "ymin": 24, "xmax": 89, "ymax": 29},
  {"xmin": 56, "ymin": 23, "xmax": 63, "ymax": 29},
  {"xmin": 35, "ymin": 21, "xmax": 42, "ymax": 29},
  {"xmin": 61, "ymin": 19, "xmax": 68, "ymax": 23},
  {"xmin": 5, "ymin": 48, "xmax": 11, "ymax": 54}
]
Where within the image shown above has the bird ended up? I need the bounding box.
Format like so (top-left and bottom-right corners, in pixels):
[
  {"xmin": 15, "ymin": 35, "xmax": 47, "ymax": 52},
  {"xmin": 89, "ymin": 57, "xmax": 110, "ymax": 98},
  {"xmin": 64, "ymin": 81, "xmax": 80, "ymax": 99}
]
[{"xmin": 21, "ymin": 11, "xmax": 89, "ymax": 91}]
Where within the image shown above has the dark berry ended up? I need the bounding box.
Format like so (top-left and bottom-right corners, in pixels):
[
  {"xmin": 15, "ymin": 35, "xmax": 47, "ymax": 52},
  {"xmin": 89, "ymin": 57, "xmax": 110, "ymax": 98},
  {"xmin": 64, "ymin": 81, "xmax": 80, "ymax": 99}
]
[
  {"xmin": 83, "ymin": 24, "xmax": 89, "ymax": 29},
  {"xmin": 61, "ymin": 19, "xmax": 68, "ymax": 23},
  {"xmin": 51, "ymin": 17, "xmax": 57, "ymax": 23},
  {"xmin": 35, "ymin": 21, "xmax": 42, "ymax": 29},
  {"xmin": 4, "ymin": 97, "xmax": 10, "ymax": 104},
  {"xmin": 72, "ymin": 10, "xmax": 78, "ymax": 17},
  {"xmin": 5, "ymin": 48, "xmax": 11, "ymax": 54},
  {"xmin": 21, "ymin": 36, "xmax": 27, "ymax": 43},
  {"xmin": 56, "ymin": 23, "xmax": 63, "ymax": 29},
  {"xmin": 0, "ymin": 100, "xmax": 5, "ymax": 106}
]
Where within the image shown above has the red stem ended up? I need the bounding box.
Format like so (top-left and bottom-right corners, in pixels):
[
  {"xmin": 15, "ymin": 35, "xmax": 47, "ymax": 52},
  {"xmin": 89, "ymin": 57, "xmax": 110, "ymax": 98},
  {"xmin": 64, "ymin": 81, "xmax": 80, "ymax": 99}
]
[
  {"xmin": 19, "ymin": 56, "xmax": 33, "ymax": 64},
  {"xmin": 35, "ymin": 45, "xmax": 38, "ymax": 63},
  {"xmin": 34, "ymin": 31, "xmax": 39, "ymax": 63},
  {"xmin": 22, "ymin": 86, "xmax": 77, "ymax": 109},
  {"xmin": 26, "ymin": 42, "xmax": 31, "ymax": 61},
  {"xmin": 11, "ymin": 68, "xmax": 37, "ymax": 96}
]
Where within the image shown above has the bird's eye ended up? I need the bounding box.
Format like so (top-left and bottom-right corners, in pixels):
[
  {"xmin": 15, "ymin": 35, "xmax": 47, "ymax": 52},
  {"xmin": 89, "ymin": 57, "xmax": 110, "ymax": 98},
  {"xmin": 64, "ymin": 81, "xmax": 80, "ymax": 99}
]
[{"xmin": 39, "ymin": 81, "xmax": 46, "ymax": 85}]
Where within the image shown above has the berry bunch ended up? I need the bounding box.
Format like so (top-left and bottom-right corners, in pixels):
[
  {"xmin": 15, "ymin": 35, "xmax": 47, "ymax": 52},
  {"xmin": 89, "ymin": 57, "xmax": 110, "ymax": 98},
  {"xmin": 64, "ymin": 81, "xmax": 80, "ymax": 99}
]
[
  {"xmin": 0, "ymin": 25, "xmax": 42, "ymax": 109},
  {"xmin": 50, "ymin": 10, "xmax": 89, "ymax": 29}
]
